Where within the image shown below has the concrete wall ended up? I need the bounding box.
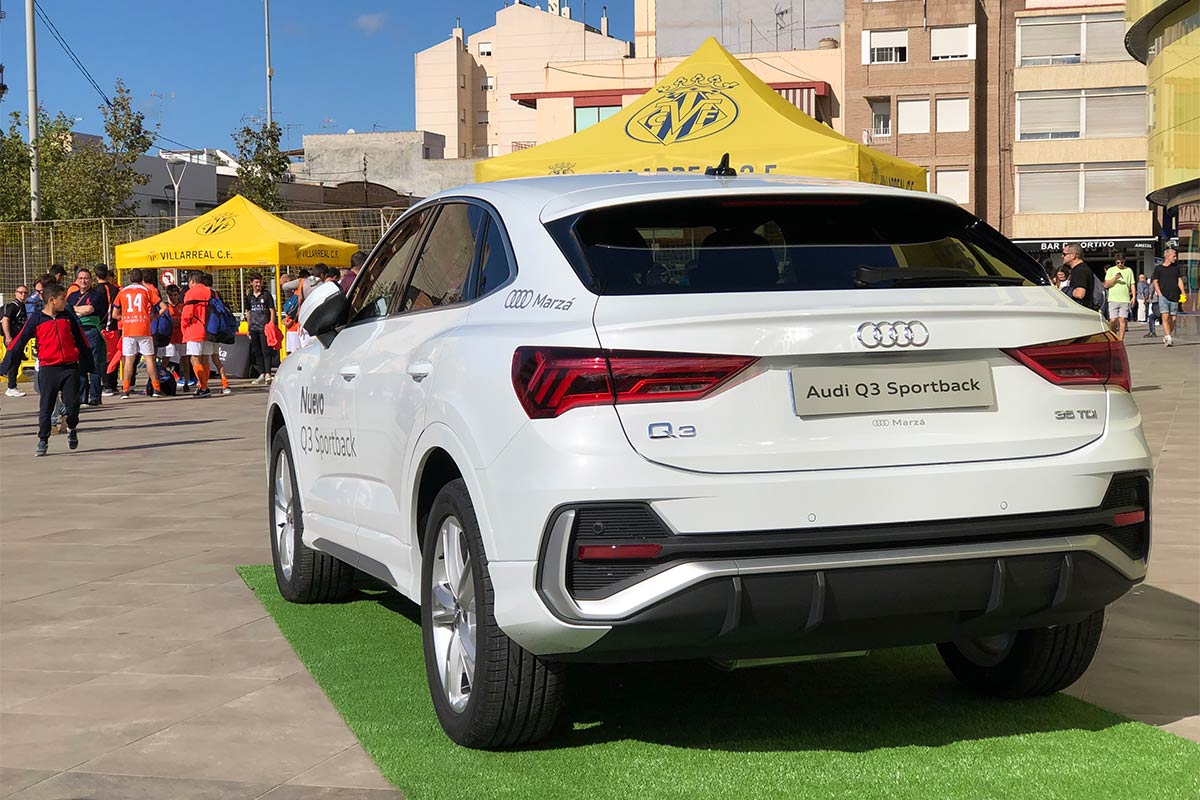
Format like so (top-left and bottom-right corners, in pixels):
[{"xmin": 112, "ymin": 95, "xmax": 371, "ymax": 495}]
[
  {"xmin": 294, "ymin": 132, "xmax": 477, "ymax": 199},
  {"xmin": 655, "ymin": 0, "xmax": 843, "ymax": 55},
  {"xmin": 132, "ymin": 155, "xmax": 218, "ymax": 217}
]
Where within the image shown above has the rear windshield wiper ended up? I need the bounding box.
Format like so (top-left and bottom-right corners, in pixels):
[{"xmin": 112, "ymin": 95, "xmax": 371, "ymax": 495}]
[{"xmin": 854, "ymin": 266, "xmax": 1027, "ymax": 288}]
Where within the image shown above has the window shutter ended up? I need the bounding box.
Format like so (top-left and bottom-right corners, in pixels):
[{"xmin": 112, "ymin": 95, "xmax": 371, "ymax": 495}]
[
  {"xmin": 931, "ymin": 27, "xmax": 970, "ymax": 59},
  {"xmin": 1085, "ymin": 93, "xmax": 1148, "ymax": 138},
  {"xmin": 1018, "ymin": 169, "xmax": 1080, "ymax": 213},
  {"xmin": 936, "ymin": 170, "xmax": 970, "ymax": 204},
  {"xmin": 1084, "ymin": 166, "xmax": 1147, "ymax": 211},
  {"xmin": 1085, "ymin": 20, "xmax": 1128, "ymax": 62},
  {"xmin": 1020, "ymin": 21, "xmax": 1079, "ymax": 59},
  {"xmin": 897, "ymin": 99, "xmax": 930, "ymax": 134},
  {"xmin": 1018, "ymin": 94, "xmax": 1081, "ymax": 137},
  {"xmin": 936, "ymin": 98, "xmax": 970, "ymax": 132},
  {"xmin": 870, "ymin": 30, "xmax": 908, "ymax": 48}
]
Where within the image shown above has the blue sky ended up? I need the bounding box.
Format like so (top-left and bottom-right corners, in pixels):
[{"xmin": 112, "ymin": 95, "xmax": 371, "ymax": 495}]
[{"xmin": 0, "ymin": 1, "xmax": 633, "ymax": 152}]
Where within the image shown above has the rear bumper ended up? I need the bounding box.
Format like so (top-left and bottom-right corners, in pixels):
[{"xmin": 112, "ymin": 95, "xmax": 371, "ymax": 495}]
[{"xmin": 553, "ymin": 549, "xmax": 1136, "ymax": 662}]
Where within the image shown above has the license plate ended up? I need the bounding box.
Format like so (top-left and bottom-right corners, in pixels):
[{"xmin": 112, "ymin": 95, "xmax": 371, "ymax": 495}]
[{"xmin": 790, "ymin": 361, "xmax": 995, "ymax": 417}]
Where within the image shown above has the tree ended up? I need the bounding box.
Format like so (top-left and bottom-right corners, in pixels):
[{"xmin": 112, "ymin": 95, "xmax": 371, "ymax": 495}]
[
  {"xmin": 231, "ymin": 121, "xmax": 290, "ymax": 210},
  {"xmin": 0, "ymin": 80, "xmax": 155, "ymax": 221}
]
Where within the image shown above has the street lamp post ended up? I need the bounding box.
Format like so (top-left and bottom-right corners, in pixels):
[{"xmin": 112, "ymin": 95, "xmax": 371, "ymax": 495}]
[{"xmin": 165, "ymin": 158, "xmax": 187, "ymax": 227}]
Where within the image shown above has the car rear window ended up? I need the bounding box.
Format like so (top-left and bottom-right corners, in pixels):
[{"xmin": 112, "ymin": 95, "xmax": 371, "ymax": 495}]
[{"xmin": 545, "ymin": 194, "xmax": 1048, "ymax": 295}]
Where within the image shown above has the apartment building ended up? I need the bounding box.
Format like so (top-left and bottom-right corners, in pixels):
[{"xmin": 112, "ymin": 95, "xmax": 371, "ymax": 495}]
[
  {"xmin": 1009, "ymin": 0, "xmax": 1156, "ymax": 276},
  {"xmin": 414, "ymin": 2, "xmax": 630, "ymax": 159},
  {"xmin": 844, "ymin": 0, "xmax": 997, "ymax": 222},
  {"xmin": 637, "ymin": 0, "xmax": 844, "ymax": 56}
]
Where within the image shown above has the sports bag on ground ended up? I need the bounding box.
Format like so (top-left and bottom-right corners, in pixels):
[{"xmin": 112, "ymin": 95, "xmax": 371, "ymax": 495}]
[{"xmin": 205, "ymin": 296, "xmax": 238, "ymax": 344}]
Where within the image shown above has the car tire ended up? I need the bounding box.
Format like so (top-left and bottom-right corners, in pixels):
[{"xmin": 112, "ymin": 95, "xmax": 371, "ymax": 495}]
[
  {"xmin": 937, "ymin": 609, "xmax": 1105, "ymax": 698},
  {"xmin": 269, "ymin": 427, "xmax": 355, "ymax": 603},
  {"xmin": 421, "ymin": 478, "xmax": 564, "ymax": 748}
]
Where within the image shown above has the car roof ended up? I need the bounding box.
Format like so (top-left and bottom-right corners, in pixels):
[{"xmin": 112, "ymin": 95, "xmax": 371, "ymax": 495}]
[{"xmin": 421, "ymin": 173, "xmax": 958, "ymax": 223}]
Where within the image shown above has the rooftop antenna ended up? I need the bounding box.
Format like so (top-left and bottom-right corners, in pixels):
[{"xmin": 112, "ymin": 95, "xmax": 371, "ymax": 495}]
[{"xmin": 705, "ymin": 153, "xmax": 736, "ymax": 177}]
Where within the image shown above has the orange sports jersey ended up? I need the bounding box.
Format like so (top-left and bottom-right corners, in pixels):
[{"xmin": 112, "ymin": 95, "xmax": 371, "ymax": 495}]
[{"xmin": 114, "ymin": 285, "xmax": 160, "ymax": 337}]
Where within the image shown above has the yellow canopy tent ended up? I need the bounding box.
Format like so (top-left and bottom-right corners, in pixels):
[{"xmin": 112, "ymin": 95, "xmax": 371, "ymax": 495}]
[
  {"xmin": 476, "ymin": 37, "xmax": 926, "ymax": 191},
  {"xmin": 114, "ymin": 194, "xmax": 358, "ymax": 363}
]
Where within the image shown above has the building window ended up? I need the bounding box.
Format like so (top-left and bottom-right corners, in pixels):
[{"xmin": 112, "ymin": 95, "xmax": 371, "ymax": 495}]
[
  {"xmin": 869, "ymin": 99, "xmax": 891, "ymax": 137},
  {"xmin": 574, "ymin": 105, "xmax": 621, "ymax": 132},
  {"xmin": 936, "ymin": 169, "xmax": 970, "ymax": 204},
  {"xmin": 1018, "ymin": 14, "xmax": 1130, "ymax": 66},
  {"xmin": 863, "ymin": 30, "xmax": 908, "ymax": 64},
  {"xmin": 1017, "ymin": 88, "xmax": 1147, "ymax": 140},
  {"xmin": 478, "ymin": 41, "xmax": 492, "ymax": 57},
  {"xmin": 482, "ymin": 75, "xmax": 495, "ymax": 91},
  {"xmin": 936, "ymin": 97, "xmax": 970, "ymax": 132},
  {"xmin": 489, "ymin": 144, "xmax": 499, "ymax": 157},
  {"xmin": 897, "ymin": 98, "xmax": 930, "ymax": 134},
  {"xmin": 930, "ymin": 26, "xmax": 974, "ymax": 60},
  {"xmin": 1017, "ymin": 162, "xmax": 1147, "ymax": 213},
  {"xmin": 477, "ymin": 111, "xmax": 489, "ymax": 125}
]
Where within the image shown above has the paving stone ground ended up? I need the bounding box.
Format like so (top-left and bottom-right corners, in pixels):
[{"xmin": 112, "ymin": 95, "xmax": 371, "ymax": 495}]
[{"xmin": 0, "ymin": 330, "xmax": 1196, "ymax": 799}]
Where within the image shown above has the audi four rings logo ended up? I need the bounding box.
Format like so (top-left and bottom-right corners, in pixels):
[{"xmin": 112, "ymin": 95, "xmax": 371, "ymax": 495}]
[
  {"xmin": 856, "ymin": 321, "xmax": 930, "ymax": 348},
  {"xmin": 505, "ymin": 289, "xmax": 534, "ymax": 309}
]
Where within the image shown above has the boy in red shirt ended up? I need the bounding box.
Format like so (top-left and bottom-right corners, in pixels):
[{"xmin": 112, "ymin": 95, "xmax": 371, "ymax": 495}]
[
  {"xmin": 0, "ymin": 284, "xmax": 96, "ymax": 455},
  {"xmin": 112, "ymin": 269, "xmax": 164, "ymax": 399},
  {"xmin": 181, "ymin": 271, "xmax": 214, "ymax": 398}
]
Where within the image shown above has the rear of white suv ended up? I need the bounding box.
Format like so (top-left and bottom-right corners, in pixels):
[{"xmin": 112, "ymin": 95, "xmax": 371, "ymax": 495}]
[{"xmin": 265, "ymin": 175, "xmax": 1151, "ymax": 750}]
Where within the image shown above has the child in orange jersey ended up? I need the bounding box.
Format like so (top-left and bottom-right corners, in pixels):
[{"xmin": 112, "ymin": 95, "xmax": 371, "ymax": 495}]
[{"xmin": 112, "ymin": 269, "xmax": 164, "ymax": 399}]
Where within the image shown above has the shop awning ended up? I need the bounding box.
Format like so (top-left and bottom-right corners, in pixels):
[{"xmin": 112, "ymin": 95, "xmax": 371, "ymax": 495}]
[{"xmin": 476, "ymin": 37, "xmax": 925, "ymax": 191}]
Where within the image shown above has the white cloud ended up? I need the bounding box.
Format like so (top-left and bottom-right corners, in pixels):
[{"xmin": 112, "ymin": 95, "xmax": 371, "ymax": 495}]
[{"xmin": 354, "ymin": 12, "xmax": 387, "ymax": 37}]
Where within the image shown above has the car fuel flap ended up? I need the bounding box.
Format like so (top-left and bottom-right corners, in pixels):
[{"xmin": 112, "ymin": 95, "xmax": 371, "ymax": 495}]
[{"xmin": 591, "ymin": 288, "xmax": 1107, "ymax": 474}]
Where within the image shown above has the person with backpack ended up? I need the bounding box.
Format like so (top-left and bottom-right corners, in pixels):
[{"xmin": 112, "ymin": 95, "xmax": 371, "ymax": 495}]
[
  {"xmin": 244, "ymin": 273, "xmax": 276, "ymax": 385},
  {"xmin": 198, "ymin": 273, "xmax": 234, "ymax": 394},
  {"xmin": 1063, "ymin": 244, "xmax": 1102, "ymax": 311},
  {"xmin": 181, "ymin": 271, "xmax": 215, "ymax": 398},
  {"xmin": 3, "ymin": 285, "xmax": 29, "ymax": 397},
  {"xmin": 0, "ymin": 283, "xmax": 96, "ymax": 456}
]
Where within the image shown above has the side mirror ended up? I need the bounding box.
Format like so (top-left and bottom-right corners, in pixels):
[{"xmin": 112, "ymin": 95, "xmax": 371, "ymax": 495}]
[{"xmin": 298, "ymin": 282, "xmax": 349, "ymax": 341}]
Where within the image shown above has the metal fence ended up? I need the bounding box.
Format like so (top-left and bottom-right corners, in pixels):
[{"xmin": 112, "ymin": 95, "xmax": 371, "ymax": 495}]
[{"xmin": 0, "ymin": 207, "xmax": 409, "ymax": 310}]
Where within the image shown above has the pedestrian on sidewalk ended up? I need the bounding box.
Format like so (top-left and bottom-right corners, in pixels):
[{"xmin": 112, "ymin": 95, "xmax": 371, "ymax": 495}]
[
  {"xmin": 1153, "ymin": 246, "xmax": 1186, "ymax": 347},
  {"xmin": 181, "ymin": 271, "xmax": 214, "ymax": 398},
  {"xmin": 0, "ymin": 283, "xmax": 96, "ymax": 456},
  {"xmin": 199, "ymin": 273, "xmax": 231, "ymax": 395},
  {"xmin": 1063, "ymin": 244, "xmax": 1100, "ymax": 310},
  {"xmin": 3, "ymin": 285, "xmax": 29, "ymax": 397},
  {"xmin": 66, "ymin": 268, "xmax": 108, "ymax": 406},
  {"xmin": 94, "ymin": 264, "xmax": 122, "ymax": 396},
  {"xmin": 244, "ymin": 274, "xmax": 275, "ymax": 385},
  {"xmin": 1104, "ymin": 254, "xmax": 1135, "ymax": 341},
  {"xmin": 112, "ymin": 269, "xmax": 165, "ymax": 399}
]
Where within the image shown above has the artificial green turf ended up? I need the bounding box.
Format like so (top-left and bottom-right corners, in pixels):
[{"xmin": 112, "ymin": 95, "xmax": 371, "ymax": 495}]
[{"xmin": 238, "ymin": 565, "xmax": 1199, "ymax": 800}]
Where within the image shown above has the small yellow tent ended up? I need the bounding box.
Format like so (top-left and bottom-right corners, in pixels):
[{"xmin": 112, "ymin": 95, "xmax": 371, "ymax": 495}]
[
  {"xmin": 114, "ymin": 194, "xmax": 357, "ymax": 271},
  {"xmin": 476, "ymin": 38, "xmax": 925, "ymax": 191}
]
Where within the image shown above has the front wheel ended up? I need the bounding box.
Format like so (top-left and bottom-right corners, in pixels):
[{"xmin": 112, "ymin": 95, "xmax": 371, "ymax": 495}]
[
  {"xmin": 420, "ymin": 479, "xmax": 563, "ymax": 748},
  {"xmin": 938, "ymin": 610, "xmax": 1105, "ymax": 697},
  {"xmin": 268, "ymin": 427, "xmax": 355, "ymax": 603}
]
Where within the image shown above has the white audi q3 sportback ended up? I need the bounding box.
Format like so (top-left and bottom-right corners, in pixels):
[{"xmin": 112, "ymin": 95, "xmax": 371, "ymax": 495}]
[{"xmin": 266, "ymin": 174, "xmax": 1151, "ymax": 748}]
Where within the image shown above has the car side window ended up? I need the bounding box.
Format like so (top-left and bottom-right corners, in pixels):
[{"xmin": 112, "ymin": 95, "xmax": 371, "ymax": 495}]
[
  {"xmin": 396, "ymin": 203, "xmax": 484, "ymax": 313},
  {"xmin": 473, "ymin": 216, "xmax": 515, "ymax": 298},
  {"xmin": 347, "ymin": 207, "xmax": 429, "ymax": 323}
]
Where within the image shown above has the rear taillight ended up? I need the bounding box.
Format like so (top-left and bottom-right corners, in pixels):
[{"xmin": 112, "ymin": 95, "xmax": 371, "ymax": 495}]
[
  {"xmin": 1003, "ymin": 333, "xmax": 1130, "ymax": 393},
  {"xmin": 512, "ymin": 347, "xmax": 757, "ymax": 419}
]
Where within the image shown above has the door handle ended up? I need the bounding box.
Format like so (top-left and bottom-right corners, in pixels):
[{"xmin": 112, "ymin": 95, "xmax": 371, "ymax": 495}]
[
  {"xmin": 339, "ymin": 364, "xmax": 360, "ymax": 383},
  {"xmin": 407, "ymin": 360, "xmax": 433, "ymax": 382}
]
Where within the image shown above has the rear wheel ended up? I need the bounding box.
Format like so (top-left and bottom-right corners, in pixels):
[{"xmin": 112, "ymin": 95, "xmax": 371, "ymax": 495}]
[
  {"xmin": 421, "ymin": 479, "xmax": 563, "ymax": 748},
  {"xmin": 269, "ymin": 427, "xmax": 355, "ymax": 603},
  {"xmin": 938, "ymin": 610, "xmax": 1105, "ymax": 697}
]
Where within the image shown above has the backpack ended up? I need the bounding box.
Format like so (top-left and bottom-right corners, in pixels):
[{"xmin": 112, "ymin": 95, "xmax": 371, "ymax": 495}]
[
  {"xmin": 281, "ymin": 291, "xmax": 300, "ymax": 322},
  {"xmin": 1089, "ymin": 270, "xmax": 1106, "ymax": 312},
  {"xmin": 205, "ymin": 295, "xmax": 238, "ymax": 344},
  {"xmin": 144, "ymin": 367, "xmax": 177, "ymax": 396},
  {"xmin": 151, "ymin": 309, "xmax": 173, "ymax": 347}
]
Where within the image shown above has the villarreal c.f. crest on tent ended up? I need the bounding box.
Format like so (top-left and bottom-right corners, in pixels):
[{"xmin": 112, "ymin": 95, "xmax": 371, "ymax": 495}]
[{"xmin": 475, "ymin": 37, "xmax": 925, "ymax": 192}]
